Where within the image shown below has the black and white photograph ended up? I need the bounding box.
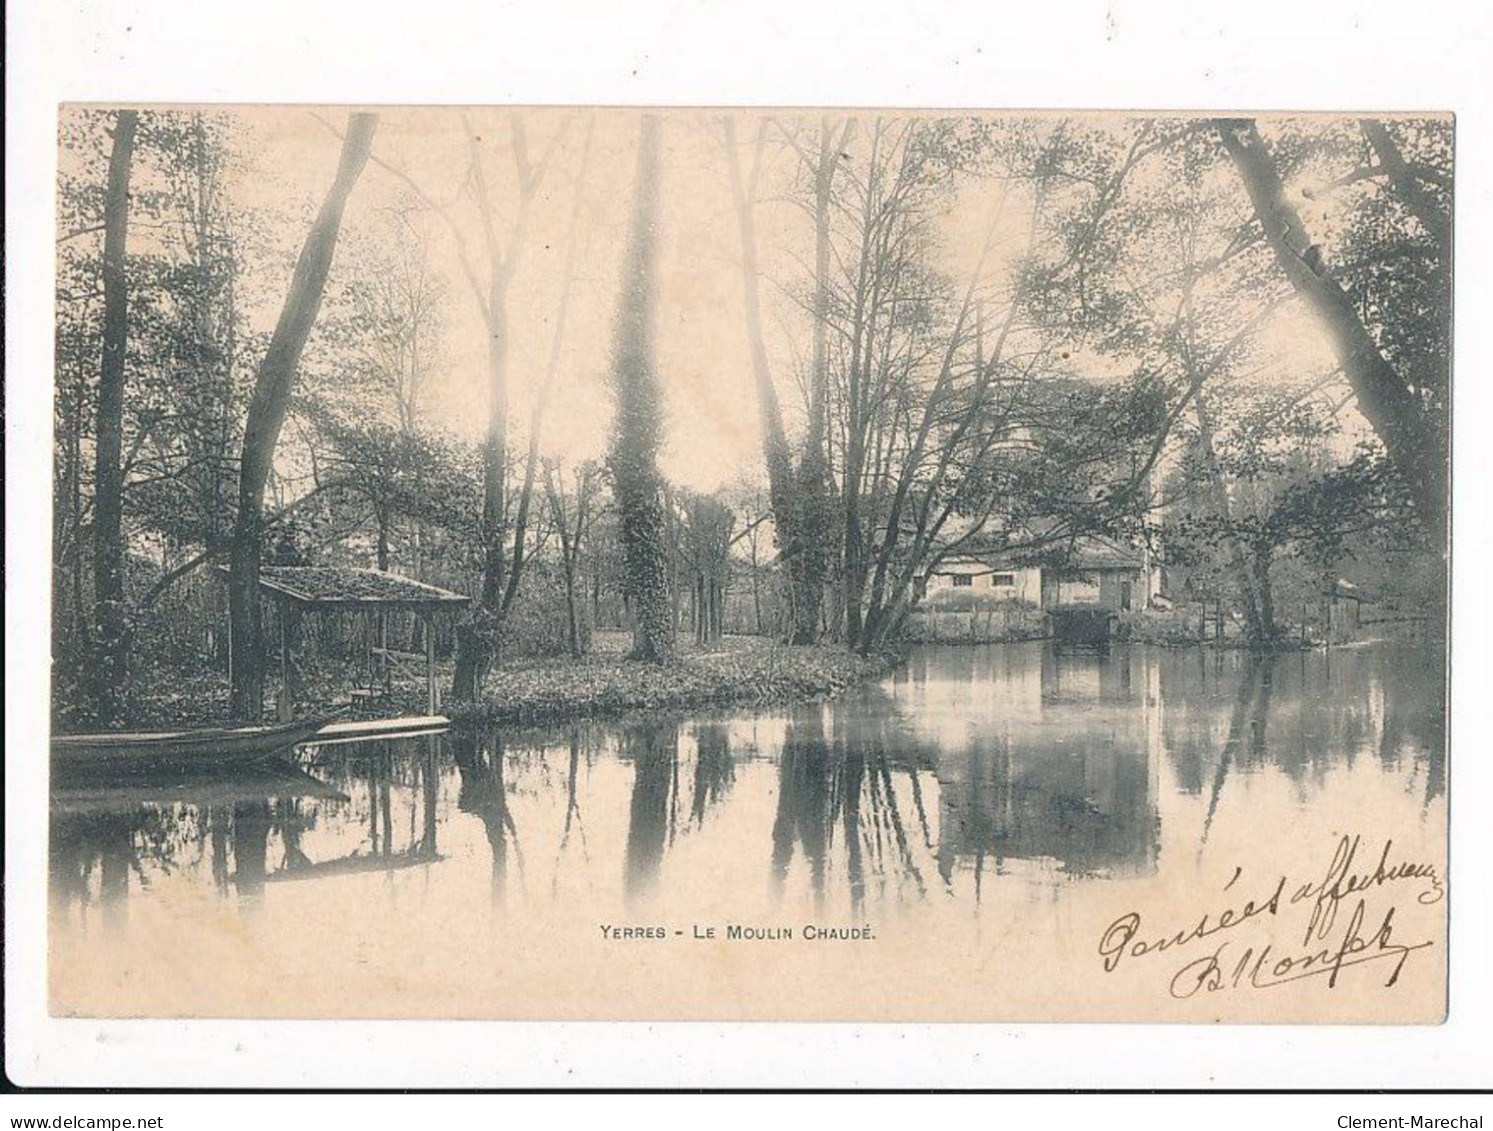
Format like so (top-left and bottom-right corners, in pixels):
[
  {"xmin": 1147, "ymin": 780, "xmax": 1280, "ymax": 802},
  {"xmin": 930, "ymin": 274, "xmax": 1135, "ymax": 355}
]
[
  {"xmin": 5, "ymin": 0, "xmax": 1491, "ymax": 1103},
  {"xmin": 37, "ymin": 106, "xmax": 1450, "ymax": 1022}
]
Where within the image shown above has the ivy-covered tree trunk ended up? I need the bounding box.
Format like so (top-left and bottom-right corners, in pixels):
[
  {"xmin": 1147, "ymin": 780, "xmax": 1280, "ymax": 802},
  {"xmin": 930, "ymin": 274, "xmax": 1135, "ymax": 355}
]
[
  {"xmin": 605, "ymin": 115, "xmax": 675, "ymax": 663},
  {"xmin": 228, "ymin": 113, "xmax": 376, "ymax": 720},
  {"xmin": 90, "ymin": 109, "xmax": 139, "ymax": 726}
]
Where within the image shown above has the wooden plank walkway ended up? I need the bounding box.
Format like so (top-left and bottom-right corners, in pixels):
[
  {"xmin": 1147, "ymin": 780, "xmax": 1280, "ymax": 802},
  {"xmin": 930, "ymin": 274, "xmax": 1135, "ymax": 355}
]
[{"xmin": 305, "ymin": 714, "xmax": 451, "ymax": 747}]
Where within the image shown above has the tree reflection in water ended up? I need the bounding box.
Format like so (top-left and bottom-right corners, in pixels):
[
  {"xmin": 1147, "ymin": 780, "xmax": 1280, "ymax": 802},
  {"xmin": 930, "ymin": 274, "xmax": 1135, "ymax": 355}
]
[
  {"xmin": 47, "ymin": 641, "xmax": 1445, "ymax": 945},
  {"xmin": 1159, "ymin": 642, "xmax": 1448, "ymax": 833},
  {"xmin": 49, "ymin": 811, "xmax": 140, "ymax": 929},
  {"xmin": 617, "ymin": 717, "xmax": 742, "ymax": 900},
  {"xmin": 689, "ymin": 723, "xmax": 735, "ymax": 828},
  {"xmin": 230, "ymin": 800, "xmax": 272, "ymax": 896},
  {"xmin": 770, "ymin": 702, "xmax": 933, "ymax": 916},
  {"xmin": 452, "ymin": 727, "xmax": 523, "ymax": 902},
  {"xmin": 623, "ymin": 719, "xmax": 679, "ymax": 900},
  {"xmin": 550, "ymin": 727, "xmax": 592, "ymax": 897}
]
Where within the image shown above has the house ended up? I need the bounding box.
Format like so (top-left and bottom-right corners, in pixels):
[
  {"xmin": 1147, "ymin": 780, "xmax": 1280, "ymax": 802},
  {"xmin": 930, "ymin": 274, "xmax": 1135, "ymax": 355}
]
[
  {"xmin": 1039, "ymin": 534, "xmax": 1160, "ymax": 613},
  {"xmin": 916, "ymin": 555, "xmax": 1042, "ymax": 605},
  {"xmin": 916, "ymin": 534, "xmax": 1161, "ymax": 615}
]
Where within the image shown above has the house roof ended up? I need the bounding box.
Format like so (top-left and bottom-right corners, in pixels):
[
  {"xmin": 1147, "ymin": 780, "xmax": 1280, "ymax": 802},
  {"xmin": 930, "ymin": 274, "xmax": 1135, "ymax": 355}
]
[
  {"xmin": 930, "ymin": 535, "xmax": 1145, "ymax": 573},
  {"xmin": 1063, "ymin": 535, "xmax": 1145, "ymax": 570},
  {"xmin": 220, "ymin": 566, "xmax": 472, "ymax": 610}
]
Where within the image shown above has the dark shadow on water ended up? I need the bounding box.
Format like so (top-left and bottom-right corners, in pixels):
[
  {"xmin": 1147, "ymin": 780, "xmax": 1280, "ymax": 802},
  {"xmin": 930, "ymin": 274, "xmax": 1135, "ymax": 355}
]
[
  {"xmin": 453, "ymin": 727, "xmax": 522, "ymax": 903},
  {"xmin": 769, "ymin": 701, "xmax": 930, "ymax": 915},
  {"xmin": 690, "ymin": 723, "xmax": 735, "ymax": 828},
  {"xmin": 622, "ymin": 718, "xmax": 679, "ymax": 901}
]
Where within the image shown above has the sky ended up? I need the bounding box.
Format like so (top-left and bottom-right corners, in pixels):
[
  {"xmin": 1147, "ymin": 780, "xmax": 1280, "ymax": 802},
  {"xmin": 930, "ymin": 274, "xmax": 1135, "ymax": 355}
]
[
  {"xmin": 238, "ymin": 106, "xmax": 839, "ymax": 494},
  {"xmin": 67, "ymin": 106, "xmax": 1368, "ymax": 494}
]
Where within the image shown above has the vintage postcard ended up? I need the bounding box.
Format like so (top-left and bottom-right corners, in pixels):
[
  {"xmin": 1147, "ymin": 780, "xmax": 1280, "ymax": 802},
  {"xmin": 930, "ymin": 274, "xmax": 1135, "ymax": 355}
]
[{"xmin": 45, "ymin": 105, "xmax": 1449, "ymax": 1024}]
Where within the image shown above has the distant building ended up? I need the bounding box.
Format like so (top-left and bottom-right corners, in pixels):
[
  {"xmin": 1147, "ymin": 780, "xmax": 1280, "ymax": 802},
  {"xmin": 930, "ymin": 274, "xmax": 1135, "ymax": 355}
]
[
  {"xmin": 915, "ymin": 534, "xmax": 1162, "ymax": 615},
  {"xmin": 1038, "ymin": 534, "xmax": 1160, "ymax": 613},
  {"xmin": 916, "ymin": 556, "xmax": 1042, "ymax": 605}
]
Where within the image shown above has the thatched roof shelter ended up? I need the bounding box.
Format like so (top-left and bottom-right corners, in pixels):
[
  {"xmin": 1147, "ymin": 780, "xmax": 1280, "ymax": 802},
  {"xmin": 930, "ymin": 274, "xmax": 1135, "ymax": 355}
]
[{"xmin": 219, "ymin": 566, "xmax": 470, "ymax": 718}]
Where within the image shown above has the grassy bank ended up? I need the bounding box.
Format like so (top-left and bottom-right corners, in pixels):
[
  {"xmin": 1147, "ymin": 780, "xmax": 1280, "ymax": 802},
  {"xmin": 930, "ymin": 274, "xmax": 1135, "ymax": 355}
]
[
  {"xmin": 89, "ymin": 633, "xmax": 899, "ymax": 732},
  {"xmin": 1115, "ymin": 609, "xmax": 1316, "ymax": 651},
  {"xmin": 449, "ymin": 635, "xmax": 899, "ymax": 727}
]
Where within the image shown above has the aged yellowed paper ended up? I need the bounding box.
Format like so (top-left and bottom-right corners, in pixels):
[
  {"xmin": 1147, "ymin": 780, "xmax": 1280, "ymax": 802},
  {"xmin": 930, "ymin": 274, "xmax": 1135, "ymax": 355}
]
[{"xmin": 48, "ymin": 106, "xmax": 1448, "ymax": 1023}]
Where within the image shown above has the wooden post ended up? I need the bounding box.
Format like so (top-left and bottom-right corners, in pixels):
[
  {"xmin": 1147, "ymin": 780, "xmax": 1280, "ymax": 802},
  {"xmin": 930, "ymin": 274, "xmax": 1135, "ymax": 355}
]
[
  {"xmin": 379, "ymin": 611, "xmax": 391, "ymax": 696},
  {"xmin": 278, "ymin": 600, "xmax": 293, "ymax": 722},
  {"xmin": 424, "ymin": 611, "xmax": 437, "ymax": 716}
]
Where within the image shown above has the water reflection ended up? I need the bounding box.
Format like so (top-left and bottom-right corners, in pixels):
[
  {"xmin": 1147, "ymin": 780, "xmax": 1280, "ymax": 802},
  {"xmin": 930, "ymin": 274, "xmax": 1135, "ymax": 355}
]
[
  {"xmin": 690, "ymin": 724, "xmax": 735, "ymax": 828},
  {"xmin": 623, "ymin": 719, "xmax": 678, "ymax": 900},
  {"xmin": 1158, "ymin": 645, "xmax": 1446, "ymax": 811},
  {"xmin": 451, "ymin": 727, "xmax": 520, "ymax": 899},
  {"xmin": 50, "ymin": 640, "xmax": 1446, "ymax": 950},
  {"xmin": 893, "ymin": 644, "xmax": 1162, "ymax": 888}
]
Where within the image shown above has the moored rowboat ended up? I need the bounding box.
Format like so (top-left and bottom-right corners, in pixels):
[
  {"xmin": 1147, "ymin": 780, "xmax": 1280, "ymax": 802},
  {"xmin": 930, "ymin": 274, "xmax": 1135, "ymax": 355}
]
[{"xmin": 50, "ymin": 713, "xmax": 343, "ymax": 770}]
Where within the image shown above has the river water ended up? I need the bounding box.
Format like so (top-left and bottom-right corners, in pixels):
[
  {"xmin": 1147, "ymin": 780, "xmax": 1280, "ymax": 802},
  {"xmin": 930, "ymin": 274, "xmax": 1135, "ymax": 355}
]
[{"xmin": 50, "ymin": 640, "xmax": 1447, "ymax": 1022}]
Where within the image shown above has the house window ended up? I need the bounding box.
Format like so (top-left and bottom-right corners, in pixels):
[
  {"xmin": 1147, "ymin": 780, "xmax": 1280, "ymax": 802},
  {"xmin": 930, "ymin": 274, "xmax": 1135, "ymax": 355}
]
[
  {"xmin": 952, "ymin": 574, "xmax": 973, "ymax": 588},
  {"xmin": 991, "ymin": 573, "xmax": 1015, "ymax": 588}
]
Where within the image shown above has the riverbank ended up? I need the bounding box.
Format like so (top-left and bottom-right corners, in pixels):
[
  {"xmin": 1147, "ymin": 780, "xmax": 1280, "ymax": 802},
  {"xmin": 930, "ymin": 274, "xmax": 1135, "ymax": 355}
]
[
  {"xmin": 448, "ymin": 636, "xmax": 899, "ymax": 727},
  {"xmin": 79, "ymin": 633, "xmax": 900, "ymax": 732}
]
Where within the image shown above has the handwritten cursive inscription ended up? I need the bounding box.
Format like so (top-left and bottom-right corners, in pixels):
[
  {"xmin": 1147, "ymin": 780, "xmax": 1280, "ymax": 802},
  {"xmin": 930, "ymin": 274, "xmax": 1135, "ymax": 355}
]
[{"xmin": 1097, "ymin": 835, "xmax": 1443, "ymax": 1000}]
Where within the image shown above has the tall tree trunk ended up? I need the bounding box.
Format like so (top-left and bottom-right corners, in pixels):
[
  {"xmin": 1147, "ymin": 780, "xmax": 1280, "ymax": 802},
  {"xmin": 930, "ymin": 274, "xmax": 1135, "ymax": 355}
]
[
  {"xmin": 1216, "ymin": 119, "xmax": 1447, "ymax": 552},
  {"xmin": 69, "ymin": 384, "xmax": 90, "ymax": 652},
  {"xmin": 724, "ymin": 117, "xmax": 801, "ymax": 639},
  {"xmin": 376, "ymin": 503, "xmax": 391, "ymax": 571},
  {"xmin": 840, "ymin": 156, "xmax": 876, "ymax": 653},
  {"xmin": 449, "ymin": 114, "xmax": 558, "ymax": 700},
  {"xmin": 792, "ymin": 118, "xmax": 842, "ymax": 645},
  {"xmin": 605, "ymin": 115, "xmax": 675, "ymax": 663},
  {"xmin": 450, "ymin": 268, "xmax": 512, "ymax": 701},
  {"xmin": 544, "ymin": 462, "xmax": 592, "ymax": 660},
  {"xmin": 91, "ymin": 109, "xmax": 139, "ymax": 725},
  {"xmin": 750, "ymin": 535, "xmax": 763, "ymax": 635},
  {"xmin": 1357, "ymin": 119, "xmax": 1451, "ymax": 256},
  {"xmin": 562, "ymin": 560, "xmax": 582, "ymax": 658},
  {"xmin": 498, "ymin": 118, "xmax": 594, "ymax": 625},
  {"xmin": 1251, "ymin": 545, "xmax": 1277, "ymax": 645},
  {"xmin": 1192, "ymin": 397, "xmax": 1264, "ymax": 642},
  {"xmin": 228, "ymin": 113, "xmax": 376, "ymax": 720}
]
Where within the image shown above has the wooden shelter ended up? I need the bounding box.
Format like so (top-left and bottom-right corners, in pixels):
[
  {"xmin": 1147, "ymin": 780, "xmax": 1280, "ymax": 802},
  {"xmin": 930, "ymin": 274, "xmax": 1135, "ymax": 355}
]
[{"xmin": 225, "ymin": 566, "xmax": 471, "ymax": 719}]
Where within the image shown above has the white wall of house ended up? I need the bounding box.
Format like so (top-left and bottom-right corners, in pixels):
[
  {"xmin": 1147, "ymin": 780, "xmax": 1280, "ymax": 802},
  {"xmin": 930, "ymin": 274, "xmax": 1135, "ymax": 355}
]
[{"xmin": 925, "ymin": 561, "xmax": 1042, "ymax": 604}]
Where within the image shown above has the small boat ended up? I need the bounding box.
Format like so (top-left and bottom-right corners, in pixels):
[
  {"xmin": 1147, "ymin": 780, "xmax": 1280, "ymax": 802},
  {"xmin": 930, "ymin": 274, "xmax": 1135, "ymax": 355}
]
[{"xmin": 50, "ymin": 712, "xmax": 343, "ymax": 771}]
